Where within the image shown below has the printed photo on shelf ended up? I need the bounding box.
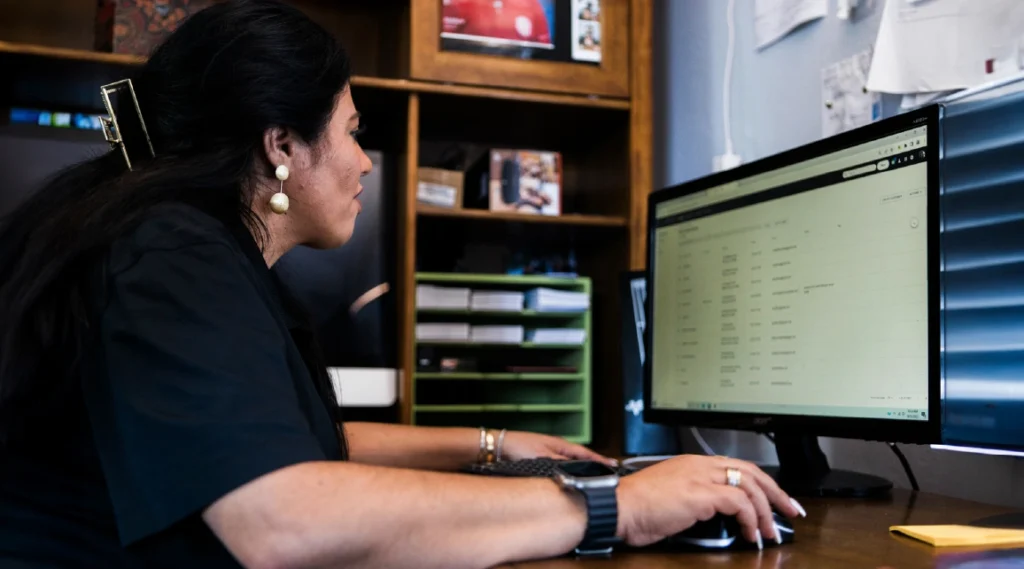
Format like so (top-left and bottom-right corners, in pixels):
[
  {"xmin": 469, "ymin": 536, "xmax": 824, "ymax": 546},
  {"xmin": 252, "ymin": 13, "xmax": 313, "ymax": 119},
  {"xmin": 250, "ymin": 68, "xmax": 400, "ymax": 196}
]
[
  {"xmin": 439, "ymin": 0, "xmax": 600, "ymax": 66},
  {"xmin": 571, "ymin": 0, "xmax": 601, "ymax": 63},
  {"xmin": 488, "ymin": 149, "xmax": 562, "ymax": 216}
]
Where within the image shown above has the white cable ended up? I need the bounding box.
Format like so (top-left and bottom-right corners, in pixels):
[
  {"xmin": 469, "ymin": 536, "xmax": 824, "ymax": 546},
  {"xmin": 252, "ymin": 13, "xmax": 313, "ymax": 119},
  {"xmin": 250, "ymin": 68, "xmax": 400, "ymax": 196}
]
[
  {"xmin": 691, "ymin": 427, "xmax": 717, "ymax": 456},
  {"xmin": 722, "ymin": 0, "xmax": 737, "ymax": 157}
]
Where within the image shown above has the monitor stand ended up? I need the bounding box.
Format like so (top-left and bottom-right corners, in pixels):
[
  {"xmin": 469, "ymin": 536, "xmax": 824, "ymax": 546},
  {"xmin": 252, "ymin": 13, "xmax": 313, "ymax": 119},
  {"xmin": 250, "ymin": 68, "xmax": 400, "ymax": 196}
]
[{"xmin": 760, "ymin": 435, "xmax": 893, "ymax": 498}]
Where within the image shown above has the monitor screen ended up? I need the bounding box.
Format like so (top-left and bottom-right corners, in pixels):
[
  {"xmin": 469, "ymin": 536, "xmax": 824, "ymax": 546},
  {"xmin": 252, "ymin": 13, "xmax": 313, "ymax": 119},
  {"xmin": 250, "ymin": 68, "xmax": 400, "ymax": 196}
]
[
  {"xmin": 648, "ymin": 121, "xmax": 932, "ymax": 423},
  {"xmin": 0, "ymin": 127, "xmax": 109, "ymax": 217},
  {"xmin": 938, "ymin": 92, "xmax": 1024, "ymax": 454}
]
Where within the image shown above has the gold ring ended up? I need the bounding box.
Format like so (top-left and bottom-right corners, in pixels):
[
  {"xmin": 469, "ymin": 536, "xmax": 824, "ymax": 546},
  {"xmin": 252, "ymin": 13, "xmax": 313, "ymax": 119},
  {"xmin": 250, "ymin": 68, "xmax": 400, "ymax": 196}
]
[{"xmin": 726, "ymin": 467, "xmax": 742, "ymax": 487}]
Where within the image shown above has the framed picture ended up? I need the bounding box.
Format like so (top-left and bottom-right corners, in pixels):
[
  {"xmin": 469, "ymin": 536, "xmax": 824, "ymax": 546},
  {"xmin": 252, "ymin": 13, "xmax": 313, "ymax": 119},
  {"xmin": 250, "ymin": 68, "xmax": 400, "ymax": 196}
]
[
  {"xmin": 411, "ymin": 0, "xmax": 628, "ymax": 98},
  {"xmin": 571, "ymin": 0, "xmax": 602, "ymax": 63},
  {"xmin": 440, "ymin": 0, "xmax": 602, "ymax": 66},
  {"xmin": 487, "ymin": 149, "xmax": 562, "ymax": 216}
]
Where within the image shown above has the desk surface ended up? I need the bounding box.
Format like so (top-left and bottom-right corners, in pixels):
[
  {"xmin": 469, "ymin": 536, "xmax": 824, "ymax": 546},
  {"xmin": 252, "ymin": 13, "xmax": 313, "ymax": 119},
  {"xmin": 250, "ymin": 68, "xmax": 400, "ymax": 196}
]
[{"xmin": 500, "ymin": 490, "xmax": 1021, "ymax": 568}]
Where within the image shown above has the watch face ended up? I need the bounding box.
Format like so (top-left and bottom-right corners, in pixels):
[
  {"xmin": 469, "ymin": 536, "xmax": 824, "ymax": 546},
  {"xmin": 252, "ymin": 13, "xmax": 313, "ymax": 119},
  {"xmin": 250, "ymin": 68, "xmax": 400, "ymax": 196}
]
[{"xmin": 558, "ymin": 460, "xmax": 618, "ymax": 478}]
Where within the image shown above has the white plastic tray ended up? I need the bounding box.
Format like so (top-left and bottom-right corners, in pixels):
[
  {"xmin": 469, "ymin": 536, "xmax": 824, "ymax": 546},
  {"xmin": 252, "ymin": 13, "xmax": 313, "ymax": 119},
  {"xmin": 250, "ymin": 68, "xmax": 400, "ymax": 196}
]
[{"xmin": 328, "ymin": 367, "xmax": 398, "ymax": 408}]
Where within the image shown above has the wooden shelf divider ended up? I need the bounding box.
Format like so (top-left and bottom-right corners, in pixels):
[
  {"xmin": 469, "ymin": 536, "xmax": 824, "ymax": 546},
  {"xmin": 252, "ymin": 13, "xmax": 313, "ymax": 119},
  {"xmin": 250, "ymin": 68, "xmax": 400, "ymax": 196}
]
[
  {"xmin": 0, "ymin": 40, "xmax": 144, "ymax": 65},
  {"xmin": 352, "ymin": 76, "xmax": 630, "ymax": 110},
  {"xmin": 417, "ymin": 206, "xmax": 628, "ymax": 228},
  {"xmin": 0, "ymin": 41, "xmax": 628, "ymax": 111}
]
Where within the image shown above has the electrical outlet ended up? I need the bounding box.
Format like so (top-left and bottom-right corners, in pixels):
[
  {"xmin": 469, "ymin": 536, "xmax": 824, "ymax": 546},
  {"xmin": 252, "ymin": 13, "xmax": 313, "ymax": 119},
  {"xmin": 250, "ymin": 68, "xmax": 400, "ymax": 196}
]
[{"xmin": 713, "ymin": 153, "xmax": 743, "ymax": 172}]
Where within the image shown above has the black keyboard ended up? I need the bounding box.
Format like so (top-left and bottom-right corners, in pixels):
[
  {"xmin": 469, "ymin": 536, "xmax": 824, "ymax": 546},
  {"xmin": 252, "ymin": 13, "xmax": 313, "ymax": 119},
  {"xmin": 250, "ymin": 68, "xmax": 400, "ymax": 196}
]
[{"xmin": 465, "ymin": 457, "xmax": 634, "ymax": 478}]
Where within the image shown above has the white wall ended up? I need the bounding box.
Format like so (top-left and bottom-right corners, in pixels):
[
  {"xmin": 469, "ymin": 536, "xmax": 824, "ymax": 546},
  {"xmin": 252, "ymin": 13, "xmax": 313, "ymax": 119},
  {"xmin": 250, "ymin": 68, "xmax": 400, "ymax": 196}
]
[{"xmin": 653, "ymin": 0, "xmax": 1024, "ymax": 508}]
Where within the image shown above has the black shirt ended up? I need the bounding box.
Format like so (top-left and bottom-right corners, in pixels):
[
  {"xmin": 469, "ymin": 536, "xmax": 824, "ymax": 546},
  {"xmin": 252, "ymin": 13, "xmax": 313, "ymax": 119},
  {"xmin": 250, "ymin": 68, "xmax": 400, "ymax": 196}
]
[{"xmin": 0, "ymin": 204, "xmax": 343, "ymax": 568}]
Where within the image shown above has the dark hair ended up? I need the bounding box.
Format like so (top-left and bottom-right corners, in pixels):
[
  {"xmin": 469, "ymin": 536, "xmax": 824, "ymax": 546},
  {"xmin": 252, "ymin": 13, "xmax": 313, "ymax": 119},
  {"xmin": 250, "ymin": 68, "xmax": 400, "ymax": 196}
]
[{"xmin": 0, "ymin": 0, "xmax": 351, "ymax": 451}]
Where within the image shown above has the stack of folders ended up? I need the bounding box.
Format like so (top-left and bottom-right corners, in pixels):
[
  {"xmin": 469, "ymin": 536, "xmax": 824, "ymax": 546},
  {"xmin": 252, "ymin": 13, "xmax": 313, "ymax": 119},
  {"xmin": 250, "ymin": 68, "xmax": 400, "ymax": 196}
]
[
  {"xmin": 416, "ymin": 285, "xmax": 470, "ymax": 310},
  {"xmin": 470, "ymin": 325, "xmax": 525, "ymax": 344},
  {"xmin": 470, "ymin": 290, "xmax": 525, "ymax": 312},
  {"xmin": 526, "ymin": 288, "xmax": 590, "ymax": 313},
  {"xmin": 526, "ymin": 328, "xmax": 587, "ymax": 345},
  {"xmin": 415, "ymin": 323, "xmax": 470, "ymax": 342}
]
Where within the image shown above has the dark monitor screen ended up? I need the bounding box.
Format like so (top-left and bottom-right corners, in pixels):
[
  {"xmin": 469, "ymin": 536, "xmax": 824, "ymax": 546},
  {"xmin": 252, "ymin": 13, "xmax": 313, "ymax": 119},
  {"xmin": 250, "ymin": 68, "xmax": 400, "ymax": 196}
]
[
  {"xmin": 621, "ymin": 271, "xmax": 679, "ymax": 456},
  {"xmin": 936, "ymin": 92, "xmax": 1024, "ymax": 455},
  {"xmin": 0, "ymin": 126, "xmax": 109, "ymax": 217},
  {"xmin": 644, "ymin": 105, "xmax": 942, "ymax": 444}
]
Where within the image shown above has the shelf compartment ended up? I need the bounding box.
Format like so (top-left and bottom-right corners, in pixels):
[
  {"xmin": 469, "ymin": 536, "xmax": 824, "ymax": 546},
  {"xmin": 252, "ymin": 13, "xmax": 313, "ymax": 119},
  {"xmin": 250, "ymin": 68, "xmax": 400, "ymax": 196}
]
[
  {"xmin": 415, "ymin": 372, "xmax": 584, "ymax": 381},
  {"xmin": 417, "ymin": 272, "xmax": 589, "ymax": 288},
  {"xmin": 417, "ymin": 309, "xmax": 585, "ymax": 318},
  {"xmin": 416, "ymin": 341, "xmax": 582, "ymax": 349},
  {"xmin": 417, "ymin": 93, "xmax": 630, "ymax": 218},
  {"xmin": 415, "ymin": 404, "xmax": 584, "ymax": 413},
  {"xmin": 416, "ymin": 380, "xmax": 583, "ymax": 406},
  {"xmin": 413, "ymin": 408, "xmax": 587, "ymax": 441}
]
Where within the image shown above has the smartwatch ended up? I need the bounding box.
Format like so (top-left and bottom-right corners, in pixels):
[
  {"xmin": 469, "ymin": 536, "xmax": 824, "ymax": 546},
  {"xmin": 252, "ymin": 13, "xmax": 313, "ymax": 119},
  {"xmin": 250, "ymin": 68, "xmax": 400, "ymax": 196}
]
[{"xmin": 551, "ymin": 460, "xmax": 621, "ymax": 556}]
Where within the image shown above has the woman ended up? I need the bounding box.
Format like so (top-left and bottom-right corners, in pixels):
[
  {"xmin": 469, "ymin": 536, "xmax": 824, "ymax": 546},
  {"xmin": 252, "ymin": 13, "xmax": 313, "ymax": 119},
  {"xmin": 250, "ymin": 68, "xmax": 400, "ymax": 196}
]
[{"xmin": 0, "ymin": 2, "xmax": 800, "ymax": 567}]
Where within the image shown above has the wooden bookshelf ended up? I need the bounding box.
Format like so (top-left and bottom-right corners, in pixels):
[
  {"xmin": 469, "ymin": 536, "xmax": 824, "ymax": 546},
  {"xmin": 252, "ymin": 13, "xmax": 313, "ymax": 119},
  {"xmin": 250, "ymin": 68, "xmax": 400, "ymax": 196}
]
[{"xmin": 1, "ymin": 0, "xmax": 654, "ymax": 456}]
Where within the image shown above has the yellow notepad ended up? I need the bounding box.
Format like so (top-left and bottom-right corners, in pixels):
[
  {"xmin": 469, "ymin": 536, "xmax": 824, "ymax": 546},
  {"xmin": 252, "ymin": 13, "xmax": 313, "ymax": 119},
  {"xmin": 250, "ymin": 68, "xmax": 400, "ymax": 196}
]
[{"xmin": 890, "ymin": 525, "xmax": 1024, "ymax": 548}]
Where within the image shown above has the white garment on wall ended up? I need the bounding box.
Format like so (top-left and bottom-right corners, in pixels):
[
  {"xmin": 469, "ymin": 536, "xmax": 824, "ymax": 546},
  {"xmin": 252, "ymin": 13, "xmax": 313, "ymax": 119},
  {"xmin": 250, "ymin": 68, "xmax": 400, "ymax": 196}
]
[
  {"xmin": 754, "ymin": 0, "xmax": 828, "ymax": 50},
  {"xmin": 868, "ymin": 0, "xmax": 1024, "ymax": 94}
]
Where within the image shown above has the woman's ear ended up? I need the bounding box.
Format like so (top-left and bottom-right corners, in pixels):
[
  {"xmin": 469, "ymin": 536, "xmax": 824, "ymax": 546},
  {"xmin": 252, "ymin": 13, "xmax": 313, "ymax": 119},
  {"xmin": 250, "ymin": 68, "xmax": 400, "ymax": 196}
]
[{"xmin": 262, "ymin": 126, "xmax": 294, "ymax": 171}]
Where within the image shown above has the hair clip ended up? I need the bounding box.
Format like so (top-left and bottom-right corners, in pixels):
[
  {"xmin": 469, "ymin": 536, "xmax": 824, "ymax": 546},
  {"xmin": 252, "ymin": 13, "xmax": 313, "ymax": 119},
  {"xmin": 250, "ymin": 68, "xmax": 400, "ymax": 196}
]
[{"xmin": 99, "ymin": 79, "xmax": 155, "ymax": 171}]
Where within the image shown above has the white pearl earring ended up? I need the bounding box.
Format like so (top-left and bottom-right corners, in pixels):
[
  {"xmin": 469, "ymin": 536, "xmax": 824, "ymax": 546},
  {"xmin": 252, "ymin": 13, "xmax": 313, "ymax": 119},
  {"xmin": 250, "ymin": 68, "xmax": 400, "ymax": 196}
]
[{"xmin": 270, "ymin": 164, "xmax": 290, "ymax": 214}]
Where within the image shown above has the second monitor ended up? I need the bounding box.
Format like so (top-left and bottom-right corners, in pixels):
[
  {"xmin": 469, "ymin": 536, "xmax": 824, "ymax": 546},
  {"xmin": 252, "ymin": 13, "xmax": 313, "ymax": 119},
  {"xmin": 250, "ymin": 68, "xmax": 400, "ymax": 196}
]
[{"xmin": 645, "ymin": 105, "xmax": 942, "ymax": 496}]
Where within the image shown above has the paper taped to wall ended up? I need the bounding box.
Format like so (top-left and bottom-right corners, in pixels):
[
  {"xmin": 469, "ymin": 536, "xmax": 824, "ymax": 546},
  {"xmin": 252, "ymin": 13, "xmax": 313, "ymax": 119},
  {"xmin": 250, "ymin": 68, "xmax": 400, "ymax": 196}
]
[
  {"xmin": 868, "ymin": 0, "xmax": 1024, "ymax": 94},
  {"xmin": 755, "ymin": 0, "xmax": 827, "ymax": 50},
  {"xmin": 822, "ymin": 49, "xmax": 881, "ymax": 138}
]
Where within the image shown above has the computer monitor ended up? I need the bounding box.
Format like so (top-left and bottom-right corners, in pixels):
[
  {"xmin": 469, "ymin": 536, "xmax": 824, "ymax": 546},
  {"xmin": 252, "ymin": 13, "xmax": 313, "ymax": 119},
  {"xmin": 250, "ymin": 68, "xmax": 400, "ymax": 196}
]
[
  {"xmin": 644, "ymin": 105, "xmax": 942, "ymax": 497},
  {"xmin": 620, "ymin": 271, "xmax": 680, "ymax": 457},
  {"xmin": 931, "ymin": 90, "xmax": 1024, "ymax": 481},
  {"xmin": 0, "ymin": 124, "xmax": 109, "ymax": 217}
]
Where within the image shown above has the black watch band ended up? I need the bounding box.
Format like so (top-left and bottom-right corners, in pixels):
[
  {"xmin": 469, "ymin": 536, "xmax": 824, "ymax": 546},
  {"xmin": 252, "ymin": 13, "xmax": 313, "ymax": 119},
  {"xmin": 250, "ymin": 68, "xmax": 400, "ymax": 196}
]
[{"xmin": 575, "ymin": 485, "xmax": 620, "ymax": 556}]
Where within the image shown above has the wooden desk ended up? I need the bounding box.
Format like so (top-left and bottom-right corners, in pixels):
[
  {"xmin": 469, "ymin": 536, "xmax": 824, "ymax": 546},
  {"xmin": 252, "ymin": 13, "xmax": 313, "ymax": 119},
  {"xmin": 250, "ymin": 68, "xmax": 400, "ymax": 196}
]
[{"xmin": 501, "ymin": 490, "xmax": 1022, "ymax": 568}]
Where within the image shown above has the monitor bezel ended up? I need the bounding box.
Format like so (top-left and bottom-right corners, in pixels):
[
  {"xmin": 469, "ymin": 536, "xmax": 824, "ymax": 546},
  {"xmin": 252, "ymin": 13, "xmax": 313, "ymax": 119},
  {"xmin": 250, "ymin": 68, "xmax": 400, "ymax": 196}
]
[{"xmin": 643, "ymin": 104, "xmax": 943, "ymax": 445}]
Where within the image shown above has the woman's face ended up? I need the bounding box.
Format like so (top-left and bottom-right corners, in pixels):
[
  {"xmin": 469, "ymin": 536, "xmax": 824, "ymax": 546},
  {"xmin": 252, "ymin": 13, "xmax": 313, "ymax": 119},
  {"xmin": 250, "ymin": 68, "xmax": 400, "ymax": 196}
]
[{"xmin": 285, "ymin": 87, "xmax": 373, "ymax": 249}]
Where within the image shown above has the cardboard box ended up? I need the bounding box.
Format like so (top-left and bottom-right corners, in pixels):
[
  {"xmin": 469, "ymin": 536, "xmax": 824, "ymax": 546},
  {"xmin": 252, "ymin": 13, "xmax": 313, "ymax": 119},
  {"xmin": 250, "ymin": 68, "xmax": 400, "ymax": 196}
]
[
  {"xmin": 487, "ymin": 149, "xmax": 562, "ymax": 216},
  {"xmin": 96, "ymin": 0, "xmax": 212, "ymax": 56},
  {"xmin": 417, "ymin": 167, "xmax": 464, "ymax": 210}
]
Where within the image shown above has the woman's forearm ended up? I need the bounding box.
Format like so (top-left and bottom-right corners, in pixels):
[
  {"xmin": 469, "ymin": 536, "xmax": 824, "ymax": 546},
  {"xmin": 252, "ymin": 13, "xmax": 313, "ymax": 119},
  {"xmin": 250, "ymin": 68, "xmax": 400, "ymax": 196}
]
[
  {"xmin": 204, "ymin": 460, "xmax": 588, "ymax": 569},
  {"xmin": 344, "ymin": 422, "xmax": 481, "ymax": 471}
]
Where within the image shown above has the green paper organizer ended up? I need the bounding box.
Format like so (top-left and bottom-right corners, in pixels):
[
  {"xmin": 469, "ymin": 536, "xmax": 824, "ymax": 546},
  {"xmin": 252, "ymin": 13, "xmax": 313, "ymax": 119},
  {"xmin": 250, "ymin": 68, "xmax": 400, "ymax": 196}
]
[{"xmin": 413, "ymin": 272, "xmax": 592, "ymax": 444}]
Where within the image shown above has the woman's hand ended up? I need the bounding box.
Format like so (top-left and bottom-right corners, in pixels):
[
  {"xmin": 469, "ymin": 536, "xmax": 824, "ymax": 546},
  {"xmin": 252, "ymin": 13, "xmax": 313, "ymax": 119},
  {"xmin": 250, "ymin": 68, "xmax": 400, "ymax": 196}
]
[
  {"xmin": 616, "ymin": 455, "xmax": 805, "ymax": 548},
  {"xmin": 500, "ymin": 431, "xmax": 618, "ymax": 467}
]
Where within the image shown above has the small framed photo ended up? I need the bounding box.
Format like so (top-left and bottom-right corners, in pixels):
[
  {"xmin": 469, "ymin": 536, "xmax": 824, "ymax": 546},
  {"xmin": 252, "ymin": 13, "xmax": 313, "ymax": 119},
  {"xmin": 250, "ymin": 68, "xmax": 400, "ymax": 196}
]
[
  {"xmin": 487, "ymin": 149, "xmax": 562, "ymax": 217},
  {"xmin": 439, "ymin": 0, "xmax": 600, "ymax": 66},
  {"xmin": 571, "ymin": 0, "xmax": 602, "ymax": 63}
]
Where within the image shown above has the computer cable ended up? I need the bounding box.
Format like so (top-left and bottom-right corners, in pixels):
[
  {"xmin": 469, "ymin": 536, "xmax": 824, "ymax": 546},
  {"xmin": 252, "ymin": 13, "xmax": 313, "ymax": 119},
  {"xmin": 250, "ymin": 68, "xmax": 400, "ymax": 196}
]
[
  {"xmin": 888, "ymin": 443, "xmax": 920, "ymax": 491},
  {"xmin": 722, "ymin": 0, "xmax": 737, "ymax": 159},
  {"xmin": 690, "ymin": 427, "xmax": 717, "ymax": 456}
]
